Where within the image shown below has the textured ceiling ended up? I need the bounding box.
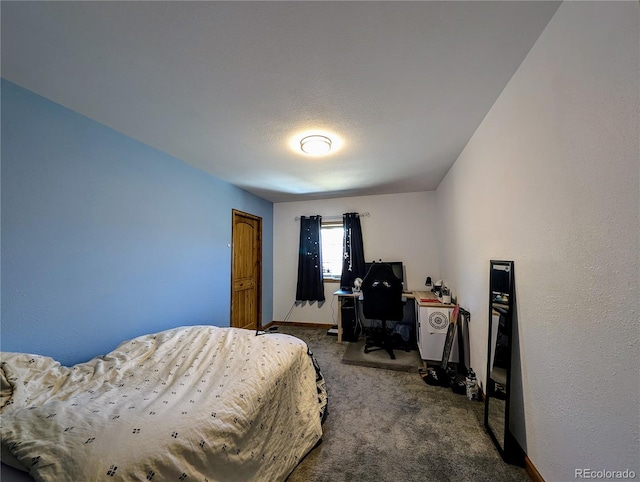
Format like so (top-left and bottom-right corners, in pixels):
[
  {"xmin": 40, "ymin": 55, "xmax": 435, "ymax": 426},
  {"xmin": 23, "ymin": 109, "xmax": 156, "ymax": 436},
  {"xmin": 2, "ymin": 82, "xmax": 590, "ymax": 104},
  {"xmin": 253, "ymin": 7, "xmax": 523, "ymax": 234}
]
[{"xmin": 1, "ymin": 1, "xmax": 560, "ymax": 202}]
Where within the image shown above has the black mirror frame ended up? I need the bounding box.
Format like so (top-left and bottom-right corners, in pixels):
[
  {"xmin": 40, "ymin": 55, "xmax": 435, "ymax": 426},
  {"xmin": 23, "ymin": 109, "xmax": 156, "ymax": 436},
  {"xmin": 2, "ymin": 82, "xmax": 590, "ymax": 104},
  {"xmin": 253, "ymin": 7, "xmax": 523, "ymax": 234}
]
[{"xmin": 484, "ymin": 260, "xmax": 523, "ymax": 465}]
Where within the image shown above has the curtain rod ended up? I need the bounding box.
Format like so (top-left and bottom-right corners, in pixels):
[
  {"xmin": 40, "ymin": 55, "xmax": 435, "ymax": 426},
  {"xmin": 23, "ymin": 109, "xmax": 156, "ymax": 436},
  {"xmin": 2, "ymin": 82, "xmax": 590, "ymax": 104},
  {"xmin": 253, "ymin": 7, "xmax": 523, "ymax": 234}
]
[{"xmin": 294, "ymin": 212, "xmax": 370, "ymax": 221}]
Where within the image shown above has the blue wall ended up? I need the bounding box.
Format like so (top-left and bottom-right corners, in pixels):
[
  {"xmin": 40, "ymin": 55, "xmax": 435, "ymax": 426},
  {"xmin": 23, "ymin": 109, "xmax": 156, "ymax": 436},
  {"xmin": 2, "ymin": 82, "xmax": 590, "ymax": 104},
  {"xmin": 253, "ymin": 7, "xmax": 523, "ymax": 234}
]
[{"xmin": 1, "ymin": 79, "xmax": 273, "ymax": 365}]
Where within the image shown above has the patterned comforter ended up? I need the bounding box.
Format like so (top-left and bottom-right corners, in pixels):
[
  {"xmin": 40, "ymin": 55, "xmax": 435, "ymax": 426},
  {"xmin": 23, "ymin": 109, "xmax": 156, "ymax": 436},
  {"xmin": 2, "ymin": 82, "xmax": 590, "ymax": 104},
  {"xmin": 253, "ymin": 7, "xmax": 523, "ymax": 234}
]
[{"xmin": 0, "ymin": 326, "xmax": 327, "ymax": 482}]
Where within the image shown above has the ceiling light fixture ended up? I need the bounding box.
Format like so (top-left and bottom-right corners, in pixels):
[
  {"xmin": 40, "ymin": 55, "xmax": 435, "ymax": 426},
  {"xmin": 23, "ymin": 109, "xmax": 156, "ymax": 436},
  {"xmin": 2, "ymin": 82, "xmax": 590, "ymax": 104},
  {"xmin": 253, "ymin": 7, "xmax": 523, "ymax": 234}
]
[{"xmin": 300, "ymin": 135, "xmax": 332, "ymax": 156}]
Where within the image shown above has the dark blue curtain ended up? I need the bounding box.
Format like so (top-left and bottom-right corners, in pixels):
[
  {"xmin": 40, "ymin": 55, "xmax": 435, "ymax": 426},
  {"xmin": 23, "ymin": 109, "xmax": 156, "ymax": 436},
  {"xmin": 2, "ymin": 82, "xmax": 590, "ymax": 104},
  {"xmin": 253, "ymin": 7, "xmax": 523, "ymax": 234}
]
[
  {"xmin": 340, "ymin": 212, "xmax": 366, "ymax": 290},
  {"xmin": 296, "ymin": 215, "xmax": 325, "ymax": 302}
]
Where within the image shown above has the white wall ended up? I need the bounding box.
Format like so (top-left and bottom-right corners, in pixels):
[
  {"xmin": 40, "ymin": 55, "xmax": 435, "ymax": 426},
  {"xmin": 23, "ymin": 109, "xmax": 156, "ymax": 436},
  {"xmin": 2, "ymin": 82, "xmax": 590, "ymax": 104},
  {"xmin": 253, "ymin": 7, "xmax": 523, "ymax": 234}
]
[
  {"xmin": 436, "ymin": 2, "xmax": 639, "ymax": 480},
  {"xmin": 273, "ymin": 191, "xmax": 439, "ymax": 324}
]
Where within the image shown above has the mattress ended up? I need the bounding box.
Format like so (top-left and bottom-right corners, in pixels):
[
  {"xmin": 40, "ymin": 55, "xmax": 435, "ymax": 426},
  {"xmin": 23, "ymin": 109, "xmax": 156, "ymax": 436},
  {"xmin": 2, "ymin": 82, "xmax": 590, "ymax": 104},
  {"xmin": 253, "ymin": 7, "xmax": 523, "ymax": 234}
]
[{"xmin": 1, "ymin": 325, "xmax": 327, "ymax": 482}]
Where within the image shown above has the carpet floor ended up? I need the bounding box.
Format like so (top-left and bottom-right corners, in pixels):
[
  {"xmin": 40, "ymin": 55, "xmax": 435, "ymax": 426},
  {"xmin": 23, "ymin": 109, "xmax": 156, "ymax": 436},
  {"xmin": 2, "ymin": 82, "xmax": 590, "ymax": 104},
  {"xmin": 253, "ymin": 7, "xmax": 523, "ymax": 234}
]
[{"xmin": 276, "ymin": 325, "xmax": 530, "ymax": 482}]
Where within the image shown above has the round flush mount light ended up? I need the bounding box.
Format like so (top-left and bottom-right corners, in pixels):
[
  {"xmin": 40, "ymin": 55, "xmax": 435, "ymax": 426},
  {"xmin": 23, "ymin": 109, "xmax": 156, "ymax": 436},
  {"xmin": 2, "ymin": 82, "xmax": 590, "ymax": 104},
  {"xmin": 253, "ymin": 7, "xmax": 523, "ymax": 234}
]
[{"xmin": 300, "ymin": 135, "xmax": 332, "ymax": 156}]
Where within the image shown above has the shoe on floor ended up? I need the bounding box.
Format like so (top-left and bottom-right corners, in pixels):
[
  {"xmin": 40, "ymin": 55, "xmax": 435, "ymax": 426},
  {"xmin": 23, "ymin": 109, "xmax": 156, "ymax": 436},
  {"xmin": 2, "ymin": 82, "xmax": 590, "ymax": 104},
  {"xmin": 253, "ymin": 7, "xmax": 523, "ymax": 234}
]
[{"xmin": 419, "ymin": 367, "xmax": 449, "ymax": 387}]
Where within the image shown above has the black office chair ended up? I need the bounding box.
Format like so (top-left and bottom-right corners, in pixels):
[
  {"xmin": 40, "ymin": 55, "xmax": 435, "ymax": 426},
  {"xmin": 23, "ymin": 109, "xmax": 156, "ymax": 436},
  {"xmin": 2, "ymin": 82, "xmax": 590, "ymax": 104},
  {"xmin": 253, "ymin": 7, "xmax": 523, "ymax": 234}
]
[{"xmin": 361, "ymin": 262, "xmax": 405, "ymax": 359}]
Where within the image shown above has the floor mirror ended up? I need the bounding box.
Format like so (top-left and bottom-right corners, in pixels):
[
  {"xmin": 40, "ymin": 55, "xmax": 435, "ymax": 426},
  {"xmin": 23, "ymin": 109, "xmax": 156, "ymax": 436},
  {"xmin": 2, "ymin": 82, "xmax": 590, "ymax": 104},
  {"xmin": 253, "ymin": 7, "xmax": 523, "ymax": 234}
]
[{"xmin": 484, "ymin": 260, "xmax": 523, "ymax": 464}]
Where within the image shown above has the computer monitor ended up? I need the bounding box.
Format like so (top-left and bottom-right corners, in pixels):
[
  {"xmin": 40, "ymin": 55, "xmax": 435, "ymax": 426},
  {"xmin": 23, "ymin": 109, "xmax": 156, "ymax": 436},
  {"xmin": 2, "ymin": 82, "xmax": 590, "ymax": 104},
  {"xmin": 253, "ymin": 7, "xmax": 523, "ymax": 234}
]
[
  {"xmin": 364, "ymin": 261, "xmax": 405, "ymax": 290},
  {"xmin": 490, "ymin": 265, "xmax": 510, "ymax": 296}
]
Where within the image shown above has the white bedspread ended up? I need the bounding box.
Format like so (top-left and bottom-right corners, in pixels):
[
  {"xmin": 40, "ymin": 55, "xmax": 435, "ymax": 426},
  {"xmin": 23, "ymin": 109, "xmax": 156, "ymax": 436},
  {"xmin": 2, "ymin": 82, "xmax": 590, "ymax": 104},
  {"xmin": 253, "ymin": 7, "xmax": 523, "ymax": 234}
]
[{"xmin": 1, "ymin": 326, "xmax": 325, "ymax": 482}]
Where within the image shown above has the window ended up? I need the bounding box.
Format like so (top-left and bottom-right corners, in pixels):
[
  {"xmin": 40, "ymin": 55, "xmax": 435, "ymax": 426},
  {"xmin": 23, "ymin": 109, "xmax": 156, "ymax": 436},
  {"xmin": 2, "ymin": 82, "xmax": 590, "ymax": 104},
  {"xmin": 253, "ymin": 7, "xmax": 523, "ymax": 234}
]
[{"xmin": 321, "ymin": 222, "xmax": 344, "ymax": 280}]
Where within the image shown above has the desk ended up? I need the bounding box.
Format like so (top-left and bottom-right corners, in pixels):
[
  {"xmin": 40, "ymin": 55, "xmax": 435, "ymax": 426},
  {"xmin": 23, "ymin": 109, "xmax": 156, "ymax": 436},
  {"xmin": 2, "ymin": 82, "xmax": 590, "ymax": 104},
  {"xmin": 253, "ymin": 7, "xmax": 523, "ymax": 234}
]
[
  {"xmin": 333, "ymin": 290, "xmax": 361, "ymax": 343},
  {"xmin": 333, "ymin": 289, "xmax": 415, "ymax": 343},
  {"xmin": 414, "ymin": 291, "xmax": 459, "ymax": 362},
  {"xmin": 333, "ymin": 289, "xmax": 459, "ymax": 362}
]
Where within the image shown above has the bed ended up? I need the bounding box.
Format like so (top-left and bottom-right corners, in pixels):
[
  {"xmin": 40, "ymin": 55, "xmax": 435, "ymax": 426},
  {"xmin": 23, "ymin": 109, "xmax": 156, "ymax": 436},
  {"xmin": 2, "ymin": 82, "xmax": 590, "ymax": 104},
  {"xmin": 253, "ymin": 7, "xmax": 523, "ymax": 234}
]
[{"xmin": 0, "ymin": 325, "xmax": 327, "ymax": 482}]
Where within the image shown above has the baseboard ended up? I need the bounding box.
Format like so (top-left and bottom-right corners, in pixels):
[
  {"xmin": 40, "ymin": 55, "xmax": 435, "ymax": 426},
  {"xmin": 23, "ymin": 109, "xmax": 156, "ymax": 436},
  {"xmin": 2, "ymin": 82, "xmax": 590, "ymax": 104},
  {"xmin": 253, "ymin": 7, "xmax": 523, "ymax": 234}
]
[
  {"xmin": 525, "ymin": 456, "xmax": 545, "ymax": 482},
  {"xmin": 266, "ymin": 321, "xmax": 334, "ymax": 330}
]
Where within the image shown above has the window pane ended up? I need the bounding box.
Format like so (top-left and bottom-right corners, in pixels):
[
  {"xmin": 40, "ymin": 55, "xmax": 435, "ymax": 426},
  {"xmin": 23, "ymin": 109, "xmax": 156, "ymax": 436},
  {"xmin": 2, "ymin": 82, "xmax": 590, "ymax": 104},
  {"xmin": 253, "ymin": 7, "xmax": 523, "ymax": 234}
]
[{"xmin": 321, "ymin": 224, "xmax": 343, "ymax": 278}]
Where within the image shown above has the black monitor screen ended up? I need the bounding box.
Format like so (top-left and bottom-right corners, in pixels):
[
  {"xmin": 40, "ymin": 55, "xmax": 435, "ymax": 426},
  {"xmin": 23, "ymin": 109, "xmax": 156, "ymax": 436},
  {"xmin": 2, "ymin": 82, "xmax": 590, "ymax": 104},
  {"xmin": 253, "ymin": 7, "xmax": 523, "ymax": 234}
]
[
  {"xmin": 364, "ymin": 261, "xmax": 404, "ymax": 286},
  {"xmin": 491, "ymin": 266, "xmax": 510, "ymax": 295}
]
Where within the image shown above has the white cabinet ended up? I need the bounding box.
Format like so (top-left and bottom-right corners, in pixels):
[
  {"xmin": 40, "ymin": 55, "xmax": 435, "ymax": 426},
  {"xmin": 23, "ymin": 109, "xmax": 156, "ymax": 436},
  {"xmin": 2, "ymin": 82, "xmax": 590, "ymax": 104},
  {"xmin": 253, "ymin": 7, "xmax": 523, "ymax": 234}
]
[{"xmin": 415, "ymin": 300, "xmax": 459, "ymax": 362}]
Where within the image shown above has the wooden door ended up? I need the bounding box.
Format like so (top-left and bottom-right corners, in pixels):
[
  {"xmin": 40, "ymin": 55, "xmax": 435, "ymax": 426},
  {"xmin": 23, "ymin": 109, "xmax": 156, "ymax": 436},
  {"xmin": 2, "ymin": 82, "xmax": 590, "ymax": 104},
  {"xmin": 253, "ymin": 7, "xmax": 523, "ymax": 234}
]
[{"xmin": 230, "ymin": 209, "xmax": 262, "ymax": 330}]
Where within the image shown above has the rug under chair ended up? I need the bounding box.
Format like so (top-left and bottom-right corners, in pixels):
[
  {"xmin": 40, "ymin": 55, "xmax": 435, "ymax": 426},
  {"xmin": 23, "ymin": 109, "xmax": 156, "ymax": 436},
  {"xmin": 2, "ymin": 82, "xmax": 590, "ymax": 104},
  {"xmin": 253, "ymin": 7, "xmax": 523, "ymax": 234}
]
[{"xmin": 340, "ymin": 337, "xmax": 422, "ymax": 372}]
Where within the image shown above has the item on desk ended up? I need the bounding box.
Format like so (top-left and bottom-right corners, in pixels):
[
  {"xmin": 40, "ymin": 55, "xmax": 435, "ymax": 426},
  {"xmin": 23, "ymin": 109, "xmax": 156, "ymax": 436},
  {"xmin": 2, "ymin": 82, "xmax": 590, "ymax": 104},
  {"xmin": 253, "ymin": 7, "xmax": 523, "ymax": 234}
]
[
  {"xmin": 494, "ymin": 293, "xmax": 509, "ymax": 303},
  {"xmin": 353, "ymin": 277, "xmax": 363, "ymax": 293},
  {"xmin": 441, "ymin": 286, "xmax": 451, "ymax": 304},
  {"xmin": 433, "ymin": 280, "xmax": 443, "ymax": 296},
  {"xmin": 425, "ymin": 276, "xmax": 432, "ymax": 289}
]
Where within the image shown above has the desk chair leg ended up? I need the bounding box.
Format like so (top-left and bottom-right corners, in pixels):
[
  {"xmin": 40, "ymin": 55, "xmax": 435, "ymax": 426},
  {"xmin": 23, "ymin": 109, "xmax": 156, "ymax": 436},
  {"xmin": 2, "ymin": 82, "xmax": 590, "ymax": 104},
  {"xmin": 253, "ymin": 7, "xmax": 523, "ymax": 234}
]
[
  {"xmin": 363, "ymin": 320, "xmax": 396, "ymax": 360},
  {"xmin": 382, "ymin": 325, "xmax": 396, "ymax": 360},
  {"xmin": 382, "ymin": 341, "xmax": 396, "ymax": 359}
]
